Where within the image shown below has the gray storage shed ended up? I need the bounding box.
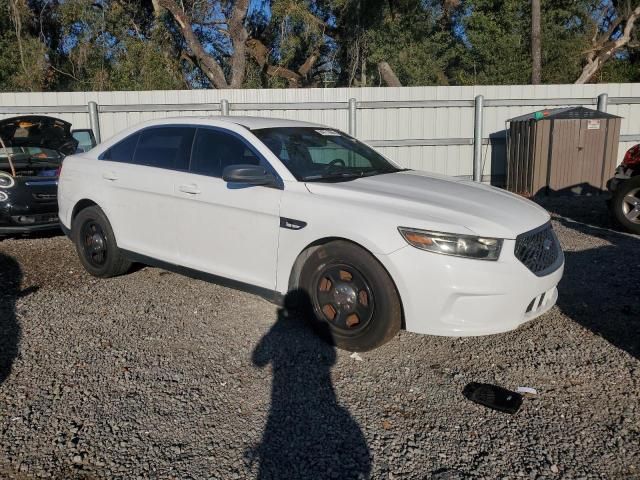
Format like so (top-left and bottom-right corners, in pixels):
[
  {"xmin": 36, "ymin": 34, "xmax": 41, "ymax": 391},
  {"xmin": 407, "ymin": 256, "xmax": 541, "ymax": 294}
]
[{"xmin": 506, "ymin": 107, "xmax": 621, "ymax": 196}]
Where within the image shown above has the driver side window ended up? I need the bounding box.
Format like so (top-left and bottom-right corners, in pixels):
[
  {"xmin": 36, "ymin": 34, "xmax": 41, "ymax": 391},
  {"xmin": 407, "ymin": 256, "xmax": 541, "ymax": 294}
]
[{"xmin": 190, "ymin": 128, "xmax": 261, "ymax": 178}]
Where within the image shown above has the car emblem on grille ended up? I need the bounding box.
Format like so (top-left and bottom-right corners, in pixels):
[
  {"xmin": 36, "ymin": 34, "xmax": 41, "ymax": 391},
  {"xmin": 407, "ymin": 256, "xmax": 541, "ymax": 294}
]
[{"xmin": 542, "ymin": 238, "xmax": 553, "ymax": 251}]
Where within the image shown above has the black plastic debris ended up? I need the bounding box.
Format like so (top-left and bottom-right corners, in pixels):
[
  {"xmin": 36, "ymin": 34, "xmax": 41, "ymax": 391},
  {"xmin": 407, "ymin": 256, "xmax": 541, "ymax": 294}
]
[{"xmin": 462, "ymin": 382, "xmax": 523, "ymax": 414}]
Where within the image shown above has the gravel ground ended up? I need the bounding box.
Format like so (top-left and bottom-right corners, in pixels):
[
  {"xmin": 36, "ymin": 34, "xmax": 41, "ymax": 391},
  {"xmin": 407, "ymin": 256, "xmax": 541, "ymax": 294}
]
[{"xmin": 0, "ymin": 197, "xmax": 638, "ymax": 480}]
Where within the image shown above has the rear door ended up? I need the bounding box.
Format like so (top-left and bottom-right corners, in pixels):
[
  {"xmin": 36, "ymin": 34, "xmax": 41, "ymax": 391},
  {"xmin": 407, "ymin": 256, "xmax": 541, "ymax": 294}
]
[
  {"xmin": 99, "ymin": 126, "xmax": 195, "ymax": 263},
  {"xmin": 71, "ymin": 129, "xmax": 97, "ymax": 153},
  {"xmin": 174, "ymin": 127, "xmax": 283, "ymax": 289}
]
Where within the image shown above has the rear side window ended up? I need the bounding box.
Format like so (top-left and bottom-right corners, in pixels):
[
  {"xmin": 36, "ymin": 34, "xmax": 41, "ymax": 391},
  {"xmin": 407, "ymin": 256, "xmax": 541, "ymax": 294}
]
[
  {"xmin": 101, "ymin": 133, "xmax": 140, "ymax": 163},
  {"xmin": 133, "ymin": 127, "xmax": 195, "ymax": 170},
  {"xmin": 191, "ymin": 128, "xmax": 261, "ymax": 178}
]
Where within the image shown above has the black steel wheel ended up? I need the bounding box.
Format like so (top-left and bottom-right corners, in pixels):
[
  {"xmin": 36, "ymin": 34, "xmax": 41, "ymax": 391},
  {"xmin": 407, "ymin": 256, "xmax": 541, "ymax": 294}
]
[
  {"xmin": 80, "ymin": 220, "xmax": 108, "ymax": 268},
  {"xmin": 72, "ymin": 206, "xmax": 131, "ymax": 278},
  {"xmin": 312, "ymin": 263, "xmax": 375, "ymax": 335},
  {"xmin": 299, "ymin": 240, "xmax": 402, "ymax": 352}
]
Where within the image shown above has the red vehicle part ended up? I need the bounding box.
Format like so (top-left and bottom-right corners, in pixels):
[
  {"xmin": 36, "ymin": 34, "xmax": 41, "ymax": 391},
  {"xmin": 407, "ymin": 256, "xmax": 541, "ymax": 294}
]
[{"xmin": 622, "ymin": 144, "xmax": 640, "ymax": 167}]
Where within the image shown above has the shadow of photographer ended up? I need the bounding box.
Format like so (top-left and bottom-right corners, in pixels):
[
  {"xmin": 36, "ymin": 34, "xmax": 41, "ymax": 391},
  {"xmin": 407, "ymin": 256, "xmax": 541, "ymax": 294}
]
[
  {"xmin": 248, "ymin": 292, "xmax": 371, "ymax": 480},
  {"xmin": 0, "ymin": 252, "xmax": 23, "ymax": 385}
]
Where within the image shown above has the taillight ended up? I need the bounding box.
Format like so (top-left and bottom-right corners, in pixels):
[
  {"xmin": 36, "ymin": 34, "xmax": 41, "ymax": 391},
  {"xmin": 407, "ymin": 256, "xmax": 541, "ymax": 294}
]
[{"xmin": 622, "ymin": 144, "xmax": 640, "ymax": 167}]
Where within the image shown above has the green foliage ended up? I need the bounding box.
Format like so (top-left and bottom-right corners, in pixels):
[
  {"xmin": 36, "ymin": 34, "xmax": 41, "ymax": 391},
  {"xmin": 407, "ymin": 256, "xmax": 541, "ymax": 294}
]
[
  {"xmin": 457, "ymin": 0, "xmax": 627, "ymax": 85},
  {"xmin": 458, "ymin": 0, "xmax": 532, "ymax": 84},
  {"xmin": 363, "ymin": 7, "xmax": 463, "ymax": 86},
  {"xmin": 108, "ymin": 37, "xmax": 186, "ymax": 90},
  {"xmin": 0, "ymin": 1, "xmax": 48, "ymax": 91},
  {"xmin": 0, "ymin": 0, "xmax": 637, "ymax": 91}
]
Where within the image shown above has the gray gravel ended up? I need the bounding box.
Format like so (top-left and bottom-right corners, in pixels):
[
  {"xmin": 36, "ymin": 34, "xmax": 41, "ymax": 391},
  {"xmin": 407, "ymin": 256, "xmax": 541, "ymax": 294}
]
[{"xmin": 0, "ymin": 196, "xmax": 639, "ymax": 479}]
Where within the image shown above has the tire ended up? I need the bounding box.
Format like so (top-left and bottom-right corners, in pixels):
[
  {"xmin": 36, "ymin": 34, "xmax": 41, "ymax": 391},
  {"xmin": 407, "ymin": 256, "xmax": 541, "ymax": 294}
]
[
  {"xmin": 71, "ymin": 206, "xmax": 131, "ymax": 278},
  {"xmin": 612, "ymin": 175, "xmax": 640, "ymax": 234},
  {"xmin": 298, "ymin": 240, "xmax": 402, "ymax": 352}
]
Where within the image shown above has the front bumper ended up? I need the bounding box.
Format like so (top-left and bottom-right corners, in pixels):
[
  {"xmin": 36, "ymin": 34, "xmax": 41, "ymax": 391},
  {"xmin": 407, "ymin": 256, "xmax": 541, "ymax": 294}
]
[
  {"xmin": 0, "ymin": 221, "xmax": 60, "ymax": 234},
  {"xmin": 380, "ymin": 239, "xmax": 564, "ymax": 336},
  {"xmin": 0, "ymin": 208, "xmax": 60, "ymax": 234},
  {"xmin": 607, "ymin": 165, "xmax": 638, "ymax": 194},
  {"xmin": 0, "ymin": 176, "xmax": 60, "ymax": 235}
]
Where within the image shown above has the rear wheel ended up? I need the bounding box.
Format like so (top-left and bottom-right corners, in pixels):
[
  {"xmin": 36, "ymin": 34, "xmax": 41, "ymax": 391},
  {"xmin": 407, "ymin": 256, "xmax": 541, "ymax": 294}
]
[
  {"xmin": 72, "ymin": 206, "xmax": 131, "ymax": 278},
  {"xmin": 299, "ymin": 241, "xmax": 402, "ymax": 352},
  {"xmin": 612, "ymin": 175, "xmax": 640, "ymax": 234}
]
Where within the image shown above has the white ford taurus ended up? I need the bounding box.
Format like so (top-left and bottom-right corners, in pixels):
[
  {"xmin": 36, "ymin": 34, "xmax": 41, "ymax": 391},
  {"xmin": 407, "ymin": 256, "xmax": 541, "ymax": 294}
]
[{"xmin": 58, "ymin": 116, "xmax": 564, "ymax": 351}]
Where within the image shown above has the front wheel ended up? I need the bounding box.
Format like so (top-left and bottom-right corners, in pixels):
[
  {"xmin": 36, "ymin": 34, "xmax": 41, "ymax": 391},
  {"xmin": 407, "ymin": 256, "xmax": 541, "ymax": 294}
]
[
  {"xmin": 71, "ymin": 206, "xmax": 131, "ymax": 278},
  {"xmin": 612, "ymin": 175, "xmax": 640, "ymax": 234},
  {"xmin": 299, "ymin": 241, "xmax": 402, "ymax": 352}
]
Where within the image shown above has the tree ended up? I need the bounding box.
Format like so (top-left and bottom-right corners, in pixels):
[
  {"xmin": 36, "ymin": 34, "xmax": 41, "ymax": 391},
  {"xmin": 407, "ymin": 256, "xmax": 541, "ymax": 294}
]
[
  {"xmin": 0, "ymin": 0, "xmax": 48, "ymax": 91},
  {"xmin": 575, "ymin": 3, "xmax": 640, "ymax": 84},
  {"xmin": 0, "ymin": 0, "xmax": 639, "ymax": 91},
  {"xmin": 153, "ymin": 0, "xmax": 330, "ymax": 88},
  {"xmin": 327, "ymin": 0, "xmax": 463, "ymax": 87},
  {"xmin": 531, "ymin": 0, "xmax": 541, "ymax": 84},
  {"xmin": 458, "ymin": 0, "xmax": 621, "ymax": 85}
]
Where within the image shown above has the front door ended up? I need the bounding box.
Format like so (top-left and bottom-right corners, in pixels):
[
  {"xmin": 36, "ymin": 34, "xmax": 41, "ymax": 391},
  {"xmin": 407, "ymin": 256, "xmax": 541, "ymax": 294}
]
[{"xmin": 174, "ymin": 127, "xmax": 282, "ymax": 290}]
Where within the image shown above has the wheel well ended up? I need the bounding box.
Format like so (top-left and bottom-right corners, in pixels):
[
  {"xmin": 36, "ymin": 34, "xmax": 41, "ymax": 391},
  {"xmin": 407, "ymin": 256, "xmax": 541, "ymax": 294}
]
[
  {"xmin": 288, "ymin": 237, "xmax": 343, "ymax": 291},
  {"xmin": 71, "ymin": 199, "xmax": 98, "ymax": 223},
  {"xmin": 287, "ymin": 237, "xmax": 406, "ymax": 329}
]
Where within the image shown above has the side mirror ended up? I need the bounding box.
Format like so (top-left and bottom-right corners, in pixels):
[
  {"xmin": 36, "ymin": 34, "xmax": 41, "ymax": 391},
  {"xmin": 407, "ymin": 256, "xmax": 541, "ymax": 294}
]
[{"xmin": 222, "ymin": 164, "xmax": 276, "ymax": 186}]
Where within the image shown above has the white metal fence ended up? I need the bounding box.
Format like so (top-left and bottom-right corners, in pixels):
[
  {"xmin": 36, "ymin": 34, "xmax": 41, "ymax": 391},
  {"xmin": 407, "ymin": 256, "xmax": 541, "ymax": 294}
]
[{"xmin": 1, "ymin": 84, "xmax": 639, "ymax": 183}]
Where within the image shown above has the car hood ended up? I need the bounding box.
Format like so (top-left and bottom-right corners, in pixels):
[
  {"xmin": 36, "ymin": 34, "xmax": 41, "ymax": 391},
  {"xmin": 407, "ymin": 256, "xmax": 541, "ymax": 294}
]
[
  {"xmin": 304, "ymin": 170, "xmax": 550, "ymax": 239},
  {"xmin": 0, "ymin": 115, "xmax": 77, "ymax": 155}
]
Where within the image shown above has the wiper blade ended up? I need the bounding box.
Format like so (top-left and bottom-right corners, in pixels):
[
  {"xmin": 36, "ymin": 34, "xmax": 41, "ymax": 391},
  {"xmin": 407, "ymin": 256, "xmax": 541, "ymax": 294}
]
[
  {"xmin": 361, "ymin": 168, "xmax": 402, "ymax": 177},
  {"xmin": 303, "ymin": 168, "xmax": 404, "ymax": 182},
  {"xmin": 302, "ymin": 172, "xmax": 364, "ymax": 182}
]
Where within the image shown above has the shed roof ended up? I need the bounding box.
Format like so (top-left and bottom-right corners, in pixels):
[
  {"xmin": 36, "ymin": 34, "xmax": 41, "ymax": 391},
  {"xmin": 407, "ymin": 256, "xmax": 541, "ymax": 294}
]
[{"xmin": 508, "ymin": 106, "xmax": 621, "ymax": 123}]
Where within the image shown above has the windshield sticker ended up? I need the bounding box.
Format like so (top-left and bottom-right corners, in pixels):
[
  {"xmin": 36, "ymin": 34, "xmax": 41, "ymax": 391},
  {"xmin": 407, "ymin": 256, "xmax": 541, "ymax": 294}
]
[{"xmin": 315, "ymin": 129, "xmax": 340, "ymax": 136}]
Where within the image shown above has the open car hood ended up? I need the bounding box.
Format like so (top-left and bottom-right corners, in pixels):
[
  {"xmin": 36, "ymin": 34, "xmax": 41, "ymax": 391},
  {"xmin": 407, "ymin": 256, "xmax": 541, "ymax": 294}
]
[{"xmin": 0, "ymin": 115, "xmax": 78, "ymax": 156}]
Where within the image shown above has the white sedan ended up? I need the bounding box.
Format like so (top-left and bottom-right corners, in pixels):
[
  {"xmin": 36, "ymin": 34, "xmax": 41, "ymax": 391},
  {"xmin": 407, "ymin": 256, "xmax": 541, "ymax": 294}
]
[{"xmin": 58, "ymin": 117, "xmax": 564, "ymax": 351}]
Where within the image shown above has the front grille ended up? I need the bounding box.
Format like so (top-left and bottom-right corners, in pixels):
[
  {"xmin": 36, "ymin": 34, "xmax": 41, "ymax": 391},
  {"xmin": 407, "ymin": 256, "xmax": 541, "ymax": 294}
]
[{"xmin": 515, "ymin": 223, "xmax": 562, "ymax": 276}]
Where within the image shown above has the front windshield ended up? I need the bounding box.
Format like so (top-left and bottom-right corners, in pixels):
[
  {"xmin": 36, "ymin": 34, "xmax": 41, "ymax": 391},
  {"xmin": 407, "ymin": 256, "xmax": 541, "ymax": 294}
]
[{"xmin": 252, "ymin": 127, "xmax": 402, "ymax": 182}]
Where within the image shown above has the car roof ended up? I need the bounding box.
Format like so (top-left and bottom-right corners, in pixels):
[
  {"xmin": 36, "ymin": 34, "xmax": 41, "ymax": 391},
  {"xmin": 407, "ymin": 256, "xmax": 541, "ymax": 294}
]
[
  {"xmin": 126, "ymin": 116, "xmax": 325, "ymax": 131},
  {"xmin": 220, "ymin": 116, "xmax": 324, "ymax": 130}
]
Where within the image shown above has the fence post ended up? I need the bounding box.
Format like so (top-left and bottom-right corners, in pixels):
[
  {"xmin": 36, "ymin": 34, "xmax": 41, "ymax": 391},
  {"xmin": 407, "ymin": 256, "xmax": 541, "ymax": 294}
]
[
  {"xmin": 473, "ymin": 95, "xmax": 484, "ymax": 183},
  {"xmin": 348, "ymin": 98, "xmax": 357, "ymax": 137},
  {"xmin": 88, "ymin": 101, "xmax": 101, "ymax": 144},
  {"xmin": 221, "ymin": 99, "xmax": 230, "ymax": 116},
  {"xmin": 597, "ymin": 93, "xmax": 608, "ymax": 112}
]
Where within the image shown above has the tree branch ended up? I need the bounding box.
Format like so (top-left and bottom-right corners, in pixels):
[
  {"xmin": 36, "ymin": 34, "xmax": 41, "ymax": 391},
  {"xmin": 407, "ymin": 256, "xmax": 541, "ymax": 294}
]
[
  {"xmin": 228, "ymin": 0, "xmax": 250, "ymax": 88},
  {"xmin": 298, "ymin": 51, "xmax": 319, "ymax": 77},
  {"xmin": 10, "ymin": 0, "xmax": 32, "ymax": 90},
  {"xmin": 246, "ymin": 38, "xmax": 302, "ymax": 86},
  {"xmin": 576, "ymin": 5, "xmax": 640, "ymax": 84},
  {"xmin": 378, "ymin": 61, "xmax": 401, "ymax": 87},
  {"xmin": 158, "ymin": 0, "xmax": 229, "ymax": 88}
]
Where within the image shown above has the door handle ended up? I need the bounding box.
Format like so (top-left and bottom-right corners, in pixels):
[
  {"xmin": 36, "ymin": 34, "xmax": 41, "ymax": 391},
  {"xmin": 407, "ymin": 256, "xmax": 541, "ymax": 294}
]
[
  {"xmin": 178, "ymin": 184, "xmax": 201, "ymax": 195},
  {"xmin": 102, "ymin": 171, "xmax": 118, "ymax": 181}
]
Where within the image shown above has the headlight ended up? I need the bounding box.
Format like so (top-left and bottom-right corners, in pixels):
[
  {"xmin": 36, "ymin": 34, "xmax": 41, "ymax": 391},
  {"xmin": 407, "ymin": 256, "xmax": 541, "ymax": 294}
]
[
  {"xmin": 398, "ymin": 227, "xmax": 503, "ymax": 260},
  {"xmin": 0, "ymin": 191, "xmax": 7, "ymax": 201},
  {"xmin": 0, "ymin": 173, "xmax": 15, "ymax": 188}
]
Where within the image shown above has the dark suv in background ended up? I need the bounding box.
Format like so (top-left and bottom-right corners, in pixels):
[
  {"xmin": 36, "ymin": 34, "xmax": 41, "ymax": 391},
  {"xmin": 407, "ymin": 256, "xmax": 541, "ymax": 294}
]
[
  {"xmin": 0, "ymin": 115, "xmax": 95, "ymax": 235},
  {"xmin": 608, "ymin": 144, "xmax": 640, "ymax": 234}
]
